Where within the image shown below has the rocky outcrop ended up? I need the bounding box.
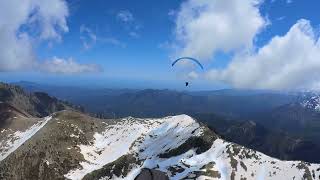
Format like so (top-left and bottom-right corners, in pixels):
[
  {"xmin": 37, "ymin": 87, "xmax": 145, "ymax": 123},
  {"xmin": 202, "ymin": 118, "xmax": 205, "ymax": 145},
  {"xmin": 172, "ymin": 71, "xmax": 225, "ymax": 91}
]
[{"xmin": 0, "ymin": 82, "xmax": 81, "ymax": 118}]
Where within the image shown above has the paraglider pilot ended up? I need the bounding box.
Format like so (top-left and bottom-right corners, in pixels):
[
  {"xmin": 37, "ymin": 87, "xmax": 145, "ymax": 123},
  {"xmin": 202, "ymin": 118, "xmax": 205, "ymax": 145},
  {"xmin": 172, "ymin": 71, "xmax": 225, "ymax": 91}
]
[{"xmin": 172, "ymin": 57, "xmax": 203, "ymax": 87}]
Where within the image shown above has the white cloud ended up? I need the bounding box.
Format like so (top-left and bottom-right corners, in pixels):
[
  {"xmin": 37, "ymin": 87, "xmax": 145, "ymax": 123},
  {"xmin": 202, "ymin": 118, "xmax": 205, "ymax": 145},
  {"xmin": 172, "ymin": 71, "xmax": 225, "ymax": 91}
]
[
  {"xmin": 31, "ymin": 0, "xmax": 69, "ymax": 41},
  {"xmin": 207, "ymin": 19, "xmax": 320, "ymax": 90},
  {"xmin": 41, "ymin": 57, "xmax": 102, "ymax": 74},
  {"xmin": 117, "ymin": 10, "xmax": 134, "ymax": 23},
  {"xmin": 0, "ymin": 0, "xmax": 102, "ymax": 73},
  {"xmin": 0, "ymin": 0, "xmax": 69, "ymax": 72},
  {"xmin": 172, "ymin": 0, "xmax": 266, "ymax": 60},
  {"xmin": 171, "ymin": 0, "xmax": 320, "ymax": 91},
  {"xmin": 0, "ymin": 31, "xmax": 36, "ymax": 72}
]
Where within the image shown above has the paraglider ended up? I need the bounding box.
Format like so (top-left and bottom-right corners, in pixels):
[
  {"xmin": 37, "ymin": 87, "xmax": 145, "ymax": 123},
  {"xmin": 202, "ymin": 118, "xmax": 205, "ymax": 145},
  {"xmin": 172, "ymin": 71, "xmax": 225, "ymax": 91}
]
[{"xmin": 172, "ymin": 57, "xmax": 203, "ymax": 87}]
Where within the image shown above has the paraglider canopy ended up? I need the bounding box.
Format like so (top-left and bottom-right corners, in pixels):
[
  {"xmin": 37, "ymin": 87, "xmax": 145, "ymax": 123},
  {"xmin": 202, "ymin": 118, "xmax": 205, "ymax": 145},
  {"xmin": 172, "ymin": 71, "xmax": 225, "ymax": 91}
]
[
  {"xmin": 171, "ymin": 57, "xmax": 204, "ymax": 70},
  {"xmin": 171, "ymin": 57, "xmax": 203, "ymax": 87}
]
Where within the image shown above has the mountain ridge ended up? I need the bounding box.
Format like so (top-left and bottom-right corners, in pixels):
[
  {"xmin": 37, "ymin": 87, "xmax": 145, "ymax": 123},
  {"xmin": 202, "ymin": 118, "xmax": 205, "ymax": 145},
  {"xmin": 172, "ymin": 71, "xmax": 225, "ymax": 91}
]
[
  {"xmin": 1, "ymin": 110, "xmax": 320, "ymax": 179},
  {"xmin": 7, "ymin": 81, "xmax": 320, "ymax": 163},
  {"xmin": 1, "ymin": 82, "xmax": 320, "ymax": 179},
  {"xmin": 14, "ymin": 81, "xmax": 298, "ymax": 119}
]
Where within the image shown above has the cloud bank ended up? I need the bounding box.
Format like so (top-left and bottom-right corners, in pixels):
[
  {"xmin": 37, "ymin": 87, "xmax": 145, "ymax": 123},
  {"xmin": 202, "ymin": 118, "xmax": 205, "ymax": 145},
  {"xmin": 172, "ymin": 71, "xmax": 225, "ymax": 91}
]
[
  {"xmin": 0, "ymin": 0, "xmax": 101, "ymax": 74},
  {"xmin": 173, "ymin": 0, "xmax": 266, "ymax": 60},
  {"xmin": 207, "ymin": 20, "xmax": 320, "ymax": 90},
  {"xmin": 41, "ymin": 57, "xmax": 102, "ymax": 74},
  {"xmin": 173, "ymin": 0, "xmax": 320, "ymax": 91}
]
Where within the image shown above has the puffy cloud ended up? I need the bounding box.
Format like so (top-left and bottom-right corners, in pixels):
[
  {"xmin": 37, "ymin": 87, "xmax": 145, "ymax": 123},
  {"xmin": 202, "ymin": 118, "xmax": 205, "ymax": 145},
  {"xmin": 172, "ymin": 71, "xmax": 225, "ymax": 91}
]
[
  {"xmin": 0, "ymin": 31, "xmax": 36, "ymax": 71},
  {"xmin": 41, "ymin": 57, "xmax": 103, "ymax": 74},
  {"xmin": 207, "ymin": 19, "xmax": 320, "ymax": 90},
  {"xmin": 30, "ymin": 0, "xmax": 69, "ymax": 41},
  {"xmin": 0, "ymin": 0, "xmax": 102, "ymax": 74},
  {"xmin": 172, "ymin": 0, "xmax": 320, "ymax": 91},
  {"xmin": 0, "ymin": 0, "xmax": 68, "ymax": 72},
  {"xmin": 172, "ymin": 0, "xmax": 266, "ymax": 60}
]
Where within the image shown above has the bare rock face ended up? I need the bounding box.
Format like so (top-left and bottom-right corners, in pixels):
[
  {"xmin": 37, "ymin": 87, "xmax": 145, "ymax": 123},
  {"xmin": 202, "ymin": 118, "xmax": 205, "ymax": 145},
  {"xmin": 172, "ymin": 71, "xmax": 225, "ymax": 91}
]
[
  {"xmin": 0, "ymin": 82, "xmax": 80, "ymax": 119},
  {"xmin": 134, "ymin": 168, "xmax": 169, "ymax": 180},
  {"xmin": 0, "ymin": 109, "xmax": 319, "ymax": 180}
]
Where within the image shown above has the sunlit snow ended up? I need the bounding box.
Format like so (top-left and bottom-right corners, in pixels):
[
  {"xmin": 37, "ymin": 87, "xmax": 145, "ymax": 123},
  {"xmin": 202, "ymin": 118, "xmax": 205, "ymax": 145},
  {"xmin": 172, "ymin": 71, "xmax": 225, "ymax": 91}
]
[
  {"xmin": 64, "ymin": 115, "xmax": 320, "ymax": 180},
  {"xmin": 0, "ymin": 116, "xmax": 52, "ymax": 161}
]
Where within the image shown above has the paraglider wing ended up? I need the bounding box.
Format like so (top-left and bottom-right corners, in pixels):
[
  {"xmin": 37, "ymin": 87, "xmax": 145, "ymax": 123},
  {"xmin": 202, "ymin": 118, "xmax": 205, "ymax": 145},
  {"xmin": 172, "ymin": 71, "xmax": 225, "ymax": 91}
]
[{"xmin": 171, "ymin": 57, "xmax": 204, "ymax": 70}]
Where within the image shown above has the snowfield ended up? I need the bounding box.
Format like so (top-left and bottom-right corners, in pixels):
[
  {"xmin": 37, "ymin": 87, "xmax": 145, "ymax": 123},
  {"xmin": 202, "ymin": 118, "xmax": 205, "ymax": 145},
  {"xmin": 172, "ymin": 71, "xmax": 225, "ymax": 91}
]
[
  {"xmin": 301, "ymin": 95, "xmax": 320, "ymax": 111},
  {"xmin": 64, "ymin": 115, "xmax": 320, "ymax": 180},
  {"xmin": 0, "ymin": 116, "xmax": 52, "ymax": 161},
  {"xmin": 65, "ymin": 115, "xmax": 201, "ymax": 180}
]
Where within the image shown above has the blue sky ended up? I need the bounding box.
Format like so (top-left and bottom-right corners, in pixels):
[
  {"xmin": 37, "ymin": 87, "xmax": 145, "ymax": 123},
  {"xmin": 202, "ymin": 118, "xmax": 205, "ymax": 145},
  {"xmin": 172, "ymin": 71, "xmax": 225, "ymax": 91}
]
[
  {"xmin": 37, "ymin": 0, "xmax": 185, "ymax": 82},
  {"xmin": 1, "ymin": 0, "xmax": 320, "ymax": 90}
]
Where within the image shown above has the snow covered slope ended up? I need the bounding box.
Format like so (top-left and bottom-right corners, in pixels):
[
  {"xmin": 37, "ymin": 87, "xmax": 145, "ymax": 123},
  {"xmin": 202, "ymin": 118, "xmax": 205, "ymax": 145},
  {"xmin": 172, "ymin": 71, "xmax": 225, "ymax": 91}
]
[
  {"xmin": 66, "ymin": 114, "xmax": 320, "ymax": 180},
  {"xmin": 0, "ymin": 116, "xmax": 52, "ymax": 161},
  {"xmin": 1, "ymin": 111, "xmax": 319, "ymax": 180},
  {"xmin": 65, "ymin": 115, "xmax": 204, "ymax": 179},
  {"xmin": 301, "ymin": 95, "xmax": 320, "ymax": 111}
]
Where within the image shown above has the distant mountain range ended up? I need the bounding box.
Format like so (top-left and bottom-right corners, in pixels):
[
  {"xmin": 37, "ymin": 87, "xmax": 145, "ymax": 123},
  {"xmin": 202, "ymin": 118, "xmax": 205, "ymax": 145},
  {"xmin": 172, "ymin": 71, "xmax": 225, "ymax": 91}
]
[
  {"xmin": 14, "ymin": 81, "xmax": 298, "ymax": 119},
  {"xmin": 192, "ymin": 113, "xmax": 320, "ymax": 163},
  {"xmin": 259, "ymin": 96, "xmax": 320, "ymax": 148}
]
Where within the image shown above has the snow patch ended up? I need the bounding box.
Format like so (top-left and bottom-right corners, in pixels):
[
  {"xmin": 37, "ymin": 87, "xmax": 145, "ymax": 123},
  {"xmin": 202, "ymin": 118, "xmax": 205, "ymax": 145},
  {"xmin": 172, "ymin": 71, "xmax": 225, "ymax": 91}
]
[
  {"xmin": 301, "ymin": 95, "xmax": 320, "ymax": 111},
  {"xmin": 70, "ymin": 134, "xmax": 80, "ymax": 138},
  {"xmin": 0, "ymin": 116, "xmax": 52, "ymax": 161}
]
